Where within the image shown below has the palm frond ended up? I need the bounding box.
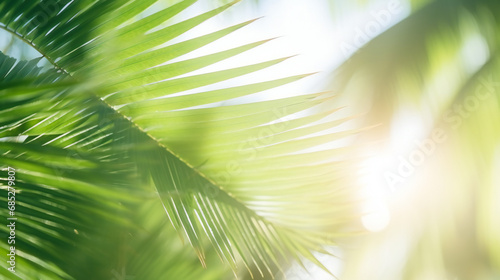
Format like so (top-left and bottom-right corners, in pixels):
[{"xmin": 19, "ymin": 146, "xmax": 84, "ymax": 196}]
[{"xmin": 1, "ymin": 0, "xmax": 361, "ymax": 279}]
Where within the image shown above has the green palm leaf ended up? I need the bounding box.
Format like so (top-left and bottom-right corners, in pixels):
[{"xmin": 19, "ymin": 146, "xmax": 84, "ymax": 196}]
[{"xmin": 1, "ymin": 0, "xmax": 359, "ymax": 279}]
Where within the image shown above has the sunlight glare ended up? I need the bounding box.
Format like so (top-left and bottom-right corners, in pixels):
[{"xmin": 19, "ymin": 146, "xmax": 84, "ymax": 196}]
[{"xmin": 358, "ymin": 155, "xmax": 392, "ymax": 232}]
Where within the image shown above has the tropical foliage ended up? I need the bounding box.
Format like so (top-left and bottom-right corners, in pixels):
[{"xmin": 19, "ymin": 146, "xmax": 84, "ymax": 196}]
[
  {"xmin": 0, "ymin": 0, "xmax": 359, "ymax": 279},
  {"xmin": 2, "ymin": 0, "xmax": 500, "ymax": 279}
]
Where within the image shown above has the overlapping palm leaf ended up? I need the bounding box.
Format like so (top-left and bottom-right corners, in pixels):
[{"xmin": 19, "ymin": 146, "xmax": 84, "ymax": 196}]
[{"xmin": 329, "ymin": 0, "xmax": 500, "ymax": 278}]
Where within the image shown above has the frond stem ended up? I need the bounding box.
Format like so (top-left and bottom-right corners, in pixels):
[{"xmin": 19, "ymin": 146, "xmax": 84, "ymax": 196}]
[{"xmin": 0, "ymin": 24, "xmax": 69, "ymax": 75}]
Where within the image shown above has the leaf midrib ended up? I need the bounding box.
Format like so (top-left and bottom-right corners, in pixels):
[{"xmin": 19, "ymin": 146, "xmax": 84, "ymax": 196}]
[
  {"xmin": 0, "ymin": 25, "xmax": 68, "ymax": 74},
  {"xmin": 2, "ymin": 22, "xmax": 267, "ymax": 224}
]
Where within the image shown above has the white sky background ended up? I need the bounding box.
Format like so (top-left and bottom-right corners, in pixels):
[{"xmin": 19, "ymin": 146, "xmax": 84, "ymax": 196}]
[
  {"xmin": 161, "ymin": 0, "xmax": 339, "ymax": 100},
  {"xmin": 161, "ymin": 0, "xmax": 410, "ymax": 106}
]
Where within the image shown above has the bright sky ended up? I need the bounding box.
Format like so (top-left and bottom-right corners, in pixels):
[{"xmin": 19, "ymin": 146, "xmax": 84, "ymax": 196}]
[{"xmin": 164, "ymin": 0, "xmax": 410, "ymax": 103}]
